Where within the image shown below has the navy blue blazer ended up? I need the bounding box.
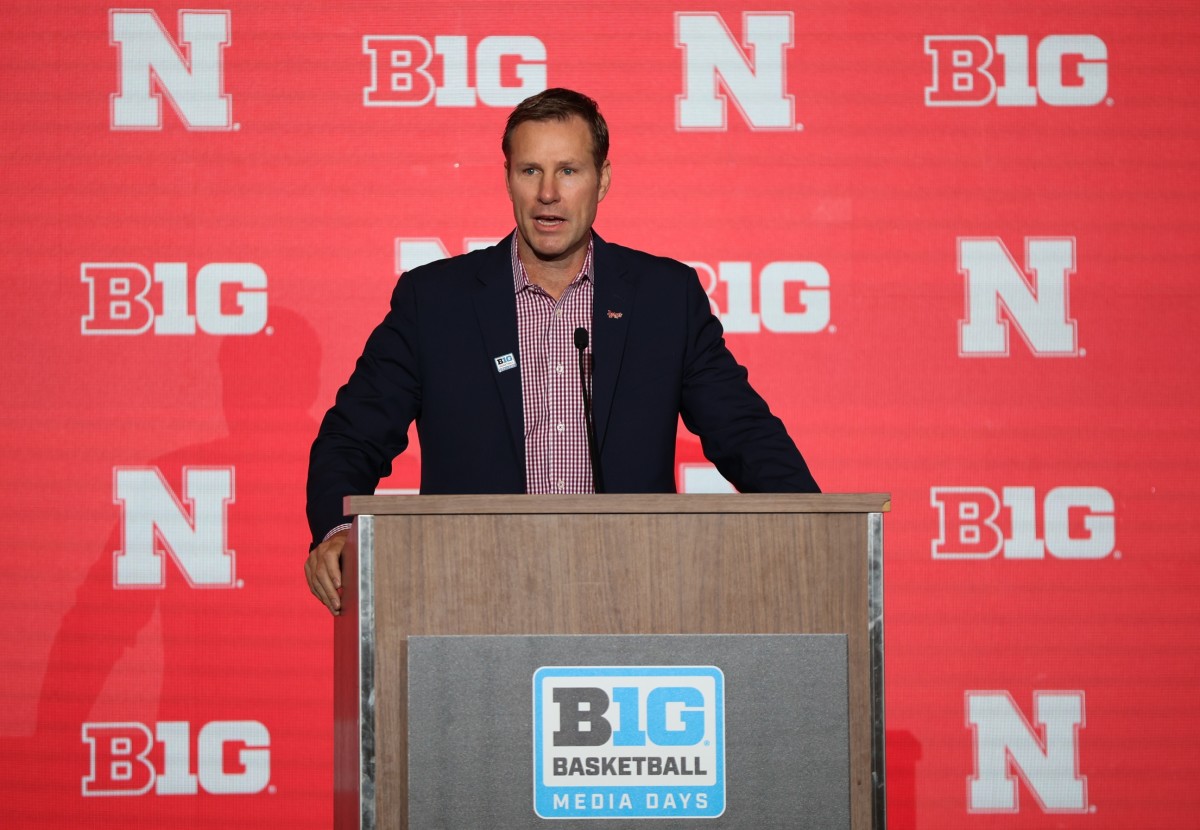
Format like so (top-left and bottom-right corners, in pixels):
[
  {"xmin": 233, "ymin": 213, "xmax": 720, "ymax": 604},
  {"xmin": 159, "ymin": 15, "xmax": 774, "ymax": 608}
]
[{"xmin": 307, "ymin": 232, "xmax": 818, "ymax": 545}]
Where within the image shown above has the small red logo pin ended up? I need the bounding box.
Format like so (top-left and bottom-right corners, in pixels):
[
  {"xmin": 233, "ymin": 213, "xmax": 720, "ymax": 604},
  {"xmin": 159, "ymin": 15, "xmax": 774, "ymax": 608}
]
[{"xmin": 607, "ymin": 310, "xmax": 623, "ymax": 319}]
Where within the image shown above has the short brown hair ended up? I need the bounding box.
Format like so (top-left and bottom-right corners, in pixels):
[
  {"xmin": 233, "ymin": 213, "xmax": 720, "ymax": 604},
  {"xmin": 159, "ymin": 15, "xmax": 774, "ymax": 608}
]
[{"xmin": 502, "ymin": 88, "xmax": 609, "ymax": 171}]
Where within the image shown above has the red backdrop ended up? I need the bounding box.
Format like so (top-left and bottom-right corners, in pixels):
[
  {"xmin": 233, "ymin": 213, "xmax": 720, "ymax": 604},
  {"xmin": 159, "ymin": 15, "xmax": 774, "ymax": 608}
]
[{"xmin": 2, "ymin": 1, "xmax": 1198, "ymax": 826}]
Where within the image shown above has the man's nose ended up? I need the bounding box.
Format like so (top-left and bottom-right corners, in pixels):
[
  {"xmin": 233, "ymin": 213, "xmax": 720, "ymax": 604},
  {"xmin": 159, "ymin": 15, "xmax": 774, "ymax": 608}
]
[{"xmin": 538, "ymin": 176, "xmax": 559, "ymax": 203}]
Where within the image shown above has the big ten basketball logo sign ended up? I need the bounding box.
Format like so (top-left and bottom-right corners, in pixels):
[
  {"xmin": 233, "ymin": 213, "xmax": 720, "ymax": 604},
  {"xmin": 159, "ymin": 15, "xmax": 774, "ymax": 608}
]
[
  {"xmin": 82, "ymin": 721, "xmax": 270, "ymax": 796},
  {"xmin": 363, "ymin": 34, "xmax": 546, "ymax": 107},
  {"xmin": 394, "ymin": 237, "xmax": 500, "ymax": 274},
  {"xmin": 113, "ymin": 467, "xmax": 236, "ymax": 589},
  {"xmin": 931, "ymin": 486, "xmax": 1116, "ymax": 560},
  {"xmin": 110, "ymin": 9, "xmax": 233, "ymax": 130},
  {"xmin": 689, "ymin": 261, "xmax": 830, "ymax": 334},
  {"xmin": 676, "ymin": 12, "xmax": 797, "ymax": 131},
  {"xmin": 81, "ymin": 262, "xmax": 268, "ymax": 335},
  {"xmin": 533, "ymin": 666, "xmax": 725, "ymax": 819},
  {"xmin": 925, "ymin": 35, "xmax": 1109, "ymax": 107},
  {"xmin": 957, "ymin": 237, "xmax": 1079, "ymax": 357},
  {"xmin": 966, "ymin": 691, "xmax": 1088, "ymax": 813}
]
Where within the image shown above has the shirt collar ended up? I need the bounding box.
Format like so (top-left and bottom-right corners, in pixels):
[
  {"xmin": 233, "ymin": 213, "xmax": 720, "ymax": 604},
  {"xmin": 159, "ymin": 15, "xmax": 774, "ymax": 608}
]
[{"xmin": 511, "ymin": 232, "xmax": 594, "ymax": 294}]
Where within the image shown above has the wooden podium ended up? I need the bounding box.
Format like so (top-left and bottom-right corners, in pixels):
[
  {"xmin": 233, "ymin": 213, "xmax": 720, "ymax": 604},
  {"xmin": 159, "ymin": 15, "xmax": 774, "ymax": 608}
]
[{"xmin": 334, "ymin": 493, "xmax": 889, "ymax": 829}]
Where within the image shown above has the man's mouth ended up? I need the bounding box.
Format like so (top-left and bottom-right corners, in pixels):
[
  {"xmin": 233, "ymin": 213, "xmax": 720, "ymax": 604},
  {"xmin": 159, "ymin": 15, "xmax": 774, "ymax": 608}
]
[{"xmin": 535, "ymin": 215, "xmax": 565, "ymax": 227}]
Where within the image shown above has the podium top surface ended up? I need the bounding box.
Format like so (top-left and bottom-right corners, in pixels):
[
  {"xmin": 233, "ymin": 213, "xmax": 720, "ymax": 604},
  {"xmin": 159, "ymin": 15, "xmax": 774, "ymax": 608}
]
[{"xmin": 345, "ymin": 493, "xmax": 890, "ymax": 516}]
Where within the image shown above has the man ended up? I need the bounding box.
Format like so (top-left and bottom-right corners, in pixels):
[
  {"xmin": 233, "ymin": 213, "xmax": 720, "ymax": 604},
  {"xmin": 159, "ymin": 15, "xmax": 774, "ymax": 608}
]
[{"xmin": 305, "ymin": 88, "xmax": 818, "ymax": 614}]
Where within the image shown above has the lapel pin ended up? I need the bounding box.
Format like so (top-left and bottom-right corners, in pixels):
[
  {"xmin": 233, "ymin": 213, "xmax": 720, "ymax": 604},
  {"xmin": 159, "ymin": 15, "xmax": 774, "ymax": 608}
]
[
  {"xmin": 494, "ymin": 353, "xmax": 517, "ymax": 373},
  {"xmin": 607, "ymin": 310, "xmax": 623, "ymax": 319}
]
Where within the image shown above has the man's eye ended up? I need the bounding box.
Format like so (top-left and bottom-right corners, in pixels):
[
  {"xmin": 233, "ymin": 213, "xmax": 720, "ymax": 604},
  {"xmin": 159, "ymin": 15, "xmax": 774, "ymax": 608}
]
[
  {"xmin": 562, "ymin": 168, "xmax": 575, "ymax": 175},
  {"xmin": 523, "ymin": 168, "xmax": 537, "ymax": 175}
]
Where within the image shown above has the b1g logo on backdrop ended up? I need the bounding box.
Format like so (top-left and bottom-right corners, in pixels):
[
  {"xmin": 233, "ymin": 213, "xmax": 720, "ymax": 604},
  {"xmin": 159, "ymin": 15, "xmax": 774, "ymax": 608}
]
[
  {"xmin": 113, "ymin": 467, "xmax": 236, "ymax": 588},
  {"xmin": 110, "ymin": 9, "xmax": 233, "ymax": 130},
  {"xmin": 957, "ymin": 237, "xmax": 1079, "ymax": 357},
  {"xmin": 690, "ymin": 260, "xmax": 830, "ymax": 333},
  {"xmin": 925, "ymin": 35, "xmax": 1109, "ymax": 107},
  {"xmin": 931, "ymin": 486, "xmax": 1116, "ymax": 560},
  {"xmin": 363, "ymin": 34, "xmax": 546, "ymax": 107},
  {"xmin": 82, "ymin": 720, "xmax": 270, "ymax": 796},
  {"xmin": 966, "ymin": 691, "xmax": 1088, "ymax": 813},
  {"xmin": 533, "ymin": 666, "xmax": 725, "ymax": 819},
  {"xmin": 676, "ymin": 12, "xmax": 797, "ymax": 131},
  {"xmin": 81, "ymin": 262, "xmax": 268, "ymax": 335}
]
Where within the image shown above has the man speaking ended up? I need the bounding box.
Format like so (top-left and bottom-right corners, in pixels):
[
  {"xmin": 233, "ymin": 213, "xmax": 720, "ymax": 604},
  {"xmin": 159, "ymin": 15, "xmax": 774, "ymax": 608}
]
[{"xmin": 305, "ymin": 88, "xmax": 818, "ymax": 614}]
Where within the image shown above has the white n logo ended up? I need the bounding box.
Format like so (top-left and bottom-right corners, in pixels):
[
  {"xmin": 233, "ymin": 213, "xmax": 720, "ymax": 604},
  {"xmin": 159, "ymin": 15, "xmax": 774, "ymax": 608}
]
[
  {"xmin": 966, "ymin": 691, "xmax": 1087, "ymax": 812},
  {"xmin": 675, "ymin": 12, "xmax": 795, "ymax": 131},
  {"xmin": 113, "ymin": 467, "xmax": 235, "ymax": 588},
  {"xmin": 110, "ymin": 10, "xmax": 233, "ymax": 130},
  {"xmin": 958, "ymin": 236, "xmax": 1078, "ymax": 356}
]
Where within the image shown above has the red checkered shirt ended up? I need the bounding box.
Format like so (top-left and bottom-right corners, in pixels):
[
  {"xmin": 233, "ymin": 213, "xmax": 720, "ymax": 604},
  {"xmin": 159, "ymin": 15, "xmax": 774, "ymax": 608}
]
[{"xmin": 512, "ymin": 234, "xmax": 595, "ymax": 494}]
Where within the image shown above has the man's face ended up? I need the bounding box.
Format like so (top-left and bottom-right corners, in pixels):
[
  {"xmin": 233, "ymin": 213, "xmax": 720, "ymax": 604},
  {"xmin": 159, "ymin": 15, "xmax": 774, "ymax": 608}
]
[{"xmin": 506, "ymin": 115, "xmax": 611, "ymax": 268}]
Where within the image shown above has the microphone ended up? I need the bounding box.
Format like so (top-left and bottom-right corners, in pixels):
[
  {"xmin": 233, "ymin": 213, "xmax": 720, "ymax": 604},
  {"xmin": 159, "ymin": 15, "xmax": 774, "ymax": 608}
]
[{"xmin": 573, "ymin": 327, "xmax": 603, "ymax": 493}]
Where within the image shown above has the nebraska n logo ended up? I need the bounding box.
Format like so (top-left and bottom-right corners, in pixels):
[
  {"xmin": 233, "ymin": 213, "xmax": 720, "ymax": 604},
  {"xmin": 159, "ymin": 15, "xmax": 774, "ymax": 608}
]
[
  {"xmin": 958, "ymin": 237, "xmax": 1079, "ymax": 356},
  {"xmin": 675, "ymin": 12, "xmax": 796, "ymax": 131},
  {"xmin": 110, "ymin": 9, "xmax": 233, "ymax": 130},
  {"xmin": 113, "ymin": 466, "xmax": 236, "ymax": 588},
  {"xmin": 966, "ymin": 691, "xmax": 1088, "ymax": 812}
]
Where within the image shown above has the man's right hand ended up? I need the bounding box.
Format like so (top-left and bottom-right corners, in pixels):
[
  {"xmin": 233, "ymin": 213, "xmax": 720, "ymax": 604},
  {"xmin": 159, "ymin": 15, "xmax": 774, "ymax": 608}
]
[{"xmin": 305, "ymin": 529, "xmax": 347, "ymax": 615}]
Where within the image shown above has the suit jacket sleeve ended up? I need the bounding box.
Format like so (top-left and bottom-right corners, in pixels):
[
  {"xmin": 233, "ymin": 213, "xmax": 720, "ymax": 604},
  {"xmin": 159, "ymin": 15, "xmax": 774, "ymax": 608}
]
[
  {"xmin": 306, "ymin": 273, "xmax": 423, "ymax": 546},
  {"xmin": 677, "ymin": 267, "xmax": 820, "ymax": 493}
]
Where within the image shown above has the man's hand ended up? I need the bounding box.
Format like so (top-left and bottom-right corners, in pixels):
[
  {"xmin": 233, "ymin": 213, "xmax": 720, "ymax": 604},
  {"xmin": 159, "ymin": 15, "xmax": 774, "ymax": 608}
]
[{"xmin": 305, "ymin": 529, "xmax": 347, "ymax": 615}]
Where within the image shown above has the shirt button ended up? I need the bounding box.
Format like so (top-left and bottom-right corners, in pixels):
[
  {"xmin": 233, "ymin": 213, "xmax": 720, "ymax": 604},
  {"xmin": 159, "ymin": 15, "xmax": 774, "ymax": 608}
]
[
  {"xmin": 557, "ymin": 479, "xmax": 565, "ymax": 491},
  {"xmin": 556, "ymin": 422, "xmax": 565, "ymax": 432},
  {"xmin": 555, "ymin": 308, "xmax": 562, "ymax": 317},
  {"xmin": 556, "ymin": 364, "xmax": 563, "ymax": 373}
]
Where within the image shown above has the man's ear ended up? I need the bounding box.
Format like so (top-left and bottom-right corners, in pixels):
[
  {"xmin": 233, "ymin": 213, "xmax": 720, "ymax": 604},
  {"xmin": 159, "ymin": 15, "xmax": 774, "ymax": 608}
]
[{"xmin": 598, "ymin": 159, "xmax": 612, "ymax": 202}]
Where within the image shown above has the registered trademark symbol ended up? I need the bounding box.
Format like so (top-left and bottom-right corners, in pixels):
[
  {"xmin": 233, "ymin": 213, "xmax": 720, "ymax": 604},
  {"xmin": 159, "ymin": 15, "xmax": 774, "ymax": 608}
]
[
  {"xmin": 1106, "ymin": 98, "xmax": 1114, "ymax": 106},
  {"xmin": 269, "ymin": 784, "xmax": 277, "ymax": 795},
  {"xmin": 828, "ymin": 324, "xmax": 837, "ymax": 334},
  {"xmin": 1079, "ymin": 347, "xmax": 1086, "ymax": 357},
  {"xmin": 1113, "ymin": 551, "xmax": 1122, "ymax": 559},
  {"xmin": 265, "ymin": 326, "xmax": 274, "ymax": 336},
  {"xmin": 703, "ymin": 740, "xmax": 710, "ymax": 746},
  {"xmin": 234, "ymin": 122, "xmax": 242, "ymax": 130},
  {"xmin": 1090, "ymin": 804, "xmax": 1097, "ymax": 813},
  {"xmin": 795, "ymin": 122, "xmax": 804, "ymax": 132},
  {"xmin": 236, "ymin": 579, "xmax": 245, "ymax": 588}
]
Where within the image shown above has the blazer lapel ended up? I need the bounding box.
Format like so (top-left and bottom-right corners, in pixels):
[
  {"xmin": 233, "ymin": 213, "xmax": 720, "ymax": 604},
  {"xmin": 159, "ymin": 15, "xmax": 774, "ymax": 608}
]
[
  {"xmin": 471, "ymin": 235, "xmax": 525, "ymax": 463},
  {"xmin": 591, "ymin": 233, "xmax": 635, "ymax": 451}
]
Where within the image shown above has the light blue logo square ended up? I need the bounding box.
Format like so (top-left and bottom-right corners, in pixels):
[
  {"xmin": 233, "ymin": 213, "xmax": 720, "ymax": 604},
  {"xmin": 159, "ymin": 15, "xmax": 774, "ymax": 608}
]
[{"xmin": 533, "ymin": 666, "xmax": 725, "ymax": 819}]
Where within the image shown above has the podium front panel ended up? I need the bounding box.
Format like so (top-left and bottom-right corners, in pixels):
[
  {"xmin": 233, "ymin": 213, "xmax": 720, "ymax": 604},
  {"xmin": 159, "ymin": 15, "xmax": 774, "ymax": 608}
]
[
  {"xmin": 334, "ymin": 493, "xmax": 888, "ymax": 830},
  {"xmin": 408, "ymin": 634, "xmax": 849, "ymax": 828}
]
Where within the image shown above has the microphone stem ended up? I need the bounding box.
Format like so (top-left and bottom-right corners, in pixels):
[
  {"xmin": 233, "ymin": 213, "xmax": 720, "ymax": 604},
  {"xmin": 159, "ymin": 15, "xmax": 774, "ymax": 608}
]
[{"xmin": 576, "ymin": 342, "xmax": 603, "ymax": 494}]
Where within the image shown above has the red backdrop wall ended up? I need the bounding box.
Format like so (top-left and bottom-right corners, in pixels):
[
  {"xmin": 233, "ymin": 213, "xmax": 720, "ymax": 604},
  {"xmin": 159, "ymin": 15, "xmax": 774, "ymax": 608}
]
[{"xmin": 2, "ymin": 1, "xmax": 1198, "ymax": 826}]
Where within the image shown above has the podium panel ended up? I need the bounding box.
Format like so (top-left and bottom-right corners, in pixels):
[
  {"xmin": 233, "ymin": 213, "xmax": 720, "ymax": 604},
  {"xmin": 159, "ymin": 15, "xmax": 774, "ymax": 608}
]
[
  {"xmin": 334, "ymin": 493, "xmax": 888, "ymax": 829},
  {"xmin": 408, "ymin": 634, "xmax": 850, "ymax": 828}
]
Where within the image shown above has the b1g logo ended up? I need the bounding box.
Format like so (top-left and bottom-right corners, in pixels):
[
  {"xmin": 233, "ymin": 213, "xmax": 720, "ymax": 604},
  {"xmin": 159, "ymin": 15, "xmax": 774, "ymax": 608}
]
[
  {"xmin": 113, "ymin": 467, "xmax": 236, "ymax": 588},
  {"xmin": 689, "ymin": 260, "xmax": 830, "ymax": 333},
  {"xmin": 958, "ymin": 237, "xmax": 1079, "ymax": 357},
  {"xmin": 966, "ymin": 691, "xmax": 1087, "ymax": 812},
  {"xmin": 81, "ymin": 262, "xmax": 268, "ymax": 335},
  {"xmin": 925, "ymin": 35, "xmax": 1108, "ymax": 107},
  {"xmin": 533, "ymin": 666, "xmax": 725, "ymax": 819},
  {"xmin": 363, "ymin": 35, "xmax": 546, "ymax": 107},
  {"xmin": 110, "ymin": 9, "xmax": 233, "ymax": 130},
  {"xmin": 83, "ymin": 720, "xmax": 269, "ymax": 796},
  {"xmin": 931, "ymin": 486, "xmax": 1115, "ymax": 560},
  {"xmin": 676, "ymin": 12, "xmax": 797, "ymax": 131}
]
